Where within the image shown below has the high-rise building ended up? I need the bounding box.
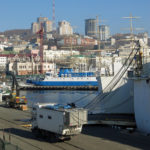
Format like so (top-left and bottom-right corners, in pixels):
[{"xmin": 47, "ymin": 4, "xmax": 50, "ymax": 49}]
[
  {"xmin": 37, "ymin": 17, "xmax": 48, "ymax": 23},
  {"xmin": 85, "ymin": 19, "xmax": 97, "ymax": 37},
  {"xmin": 31, "ymin": 22, "xmax": 40, "ymax": 34},
  {"xmin": 43, "ymin": 21, "xmax": 53, "ymax": 33},
  {"xmin": 99, "ymin": 25, "xmax": 110, "ymax": 41},
  {"xmin": 31, "ymin": 17, "xmax": 53, "ymax": 34},
  {"xmin": 58, "ymin": 21, "xmax": 73, "ymax": 35}
]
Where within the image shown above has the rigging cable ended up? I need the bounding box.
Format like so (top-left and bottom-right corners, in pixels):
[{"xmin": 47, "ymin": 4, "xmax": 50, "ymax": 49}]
[{"xmin": 84, "ymin": 44, "xmax": 140, "ymax": 110}]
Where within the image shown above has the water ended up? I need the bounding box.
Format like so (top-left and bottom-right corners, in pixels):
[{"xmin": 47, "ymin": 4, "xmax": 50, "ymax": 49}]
[{"xmin": 20, "ymin": 90, "xmax": 98, "ymax": 108}]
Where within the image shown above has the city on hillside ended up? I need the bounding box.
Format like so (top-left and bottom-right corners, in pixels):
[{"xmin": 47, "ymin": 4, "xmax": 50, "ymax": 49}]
[{"xmin": 0, "ymin": 16, "xmax": 149, "ymax": 76}]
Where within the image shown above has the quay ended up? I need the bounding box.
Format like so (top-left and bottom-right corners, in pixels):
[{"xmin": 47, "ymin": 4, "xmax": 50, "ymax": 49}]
[
  {"xmin": 0, "ymin": 102, "xmax": 150, "ymax": 150},
  {"xmin": 88, "ymin": 113, "xmax": 136, "ymax": 126},
  {"xmin": 18, "ymin": 85, "xmax": 98, "ymax": 91}
]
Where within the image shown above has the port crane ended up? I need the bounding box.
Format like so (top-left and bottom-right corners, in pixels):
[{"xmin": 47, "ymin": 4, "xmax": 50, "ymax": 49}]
[
  {"xmin": 37, "ymin": 23, "xmax": 44, "ymax": 74},
  {"xmin": 5, "ymin": 71, "xmax": 27, "ymax": 109}
]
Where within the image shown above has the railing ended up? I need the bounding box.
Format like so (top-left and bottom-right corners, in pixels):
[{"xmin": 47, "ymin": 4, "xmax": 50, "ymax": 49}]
[{"xmin": 0, "ymin": 138, "xmax": 22, "ymax": 150}]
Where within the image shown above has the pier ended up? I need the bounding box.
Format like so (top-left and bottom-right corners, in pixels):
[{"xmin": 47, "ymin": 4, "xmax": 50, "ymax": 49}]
[
  {"xmin": 88, "ymin": 113, "xmax": 136, "ymax": 126},
  {"xmin": 18, "ymin": 85, "xmax": 98, "ymax": 90},
  {"xmin": 0, "ymin": 102, "xmax": 150, "ymax": 150}
]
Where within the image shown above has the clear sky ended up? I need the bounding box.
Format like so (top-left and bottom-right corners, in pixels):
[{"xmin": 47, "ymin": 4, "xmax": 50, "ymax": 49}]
[{"xmin": 0, "ymin": 0, "xmax": 150, "ymax": 35}]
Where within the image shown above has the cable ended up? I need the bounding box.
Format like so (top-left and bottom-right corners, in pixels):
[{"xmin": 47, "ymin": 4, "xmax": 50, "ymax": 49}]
[
  {"xmin": 84, "ymin": 43, "xmax": 140, "ymax": 110},
  {"xmin": 71, "ymin": 91, "xmax": 97, "ymax": 104},
  {"xmin": 87, "ymin": 51, "xmax": 137, "ymax": 111}
]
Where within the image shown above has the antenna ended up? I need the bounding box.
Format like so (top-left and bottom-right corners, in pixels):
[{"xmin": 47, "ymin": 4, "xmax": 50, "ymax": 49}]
[
  {"xmin": 123, "ymin": 14, "xmax": 140, "ymax": 40},
  {"xmin": 52, "ymin": 0, "xmax": 56, "ymax": 30},
  {"xmin": 123, "ymin": 14, "xmax": 141, "ymax": 49}
]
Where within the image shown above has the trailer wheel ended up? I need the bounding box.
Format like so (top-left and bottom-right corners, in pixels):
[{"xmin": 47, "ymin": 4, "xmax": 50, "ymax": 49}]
[
  {"xmin": 32, "ymin": 128, "xmax": 40, "ymax": 138},
  {"xmin": 65, "ymin": 136, "xmax": 71, "ymax": 141},
  {"xmin": 40, "ymin": 130, "xmax": 47, "ymax": 139},
  {"xmin": 9, "ymin": 102, "xmax": 14, "ymax": 108},
  {"xmin": 60, "ymin": 136, "xmax": 71, "ymax": 141}
]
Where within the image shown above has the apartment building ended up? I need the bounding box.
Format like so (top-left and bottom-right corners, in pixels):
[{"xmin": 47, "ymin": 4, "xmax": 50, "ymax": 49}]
[{"xmin": 58, "ymin": 21, "xmax": 73, "ymax": 35}]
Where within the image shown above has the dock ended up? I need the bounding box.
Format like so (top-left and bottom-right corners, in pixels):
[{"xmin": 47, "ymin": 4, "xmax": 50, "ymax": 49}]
[
  {"xmin": 0, "ymin": 102, "xmax": 150, "ymax": 150},
  {"xmin": 18, "ymin": 85, "xmax": 98, "ymax": 90},
  {"xmin": 88, "ymin": 113, "xmax": 136, "ymax": 126}
]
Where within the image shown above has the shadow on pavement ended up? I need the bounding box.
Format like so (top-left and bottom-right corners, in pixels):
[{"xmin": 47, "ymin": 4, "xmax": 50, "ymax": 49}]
[{"xmin": 82, "ymin": 125, "xmax": 150, "ymax": 150}]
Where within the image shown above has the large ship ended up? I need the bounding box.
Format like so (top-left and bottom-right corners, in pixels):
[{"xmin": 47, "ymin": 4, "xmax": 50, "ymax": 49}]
[
  {"xmin": 87, "ymin": 56, "xmax": 134, "ymax": 115},
  {"xmin": 87, "ymin": 40, "xmax": 148, "ymax": 115},
  {"xmin": 27, "ymin": 68, "xmax": 98, "ymax": 87}
]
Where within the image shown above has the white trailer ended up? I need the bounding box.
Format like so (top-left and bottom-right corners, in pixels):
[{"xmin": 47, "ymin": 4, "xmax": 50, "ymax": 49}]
[{"xmin": 31, "ymin": 103, "xmax": 87, "ymax": 141}]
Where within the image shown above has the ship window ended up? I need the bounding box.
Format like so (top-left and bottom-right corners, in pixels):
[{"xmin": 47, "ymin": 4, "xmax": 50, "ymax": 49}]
[
  {"xmin": 39, "ymin": 115, "xmax": 43, "ymax": 118},
  {"xmin": 48, "ymin": 116, "xmax": 52, "ymax": 119},
  {"xmin": 32, "ymin": 117, "xmax": 36, "ymax": 121}
]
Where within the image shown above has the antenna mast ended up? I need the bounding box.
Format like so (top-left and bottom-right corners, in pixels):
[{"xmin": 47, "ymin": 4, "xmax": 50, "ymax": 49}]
[
  {"xmin": 52, "ymin": 0, "xmax": 56, "ymax": 30},
  {"xmin": 123, "ymin": 14, "xmax": 140, "ymax": 44}
]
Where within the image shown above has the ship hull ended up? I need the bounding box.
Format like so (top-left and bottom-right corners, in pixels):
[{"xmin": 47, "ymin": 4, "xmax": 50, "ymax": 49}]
[
  {"xmin": 31, "ymin": 80, "xmax": 98, "ymax": 86},
  {"xmin": 92, "ymin": 76, "xmax": 134, "ymax": 114}
]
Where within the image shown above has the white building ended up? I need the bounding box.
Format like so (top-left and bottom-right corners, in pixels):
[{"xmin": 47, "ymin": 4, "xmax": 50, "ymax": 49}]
[
  {"xmin": 0, "ymin": 57, "xmax": 7, "ymax": 71},
  {"xmin": 31, "ymin": 22, "xmax": 40, "ymax": 34},
  {"xmin": 43, "ymin": 21, "xmax": 53, "ymax": 33},
  {"xmin": 31, "ymin": 17, "xmax": 53, "ymax": 34},
  {"xmin": 13, "ymin": 45, "xmax": 27, "ymax": 53},
  {"xmin": 0, "ymin": 44, "xmax": 8, "ymax": 51},
  {"xmin": 58, "ymin": 21, "xmax": 73, "ymax": 35},
  {"xmin": 96, "ymin": 56, "xmax": 122, "ymax": 76},
  {"xmin": 99, "ymin": 25, "xmax": 110, "ymax": 41},
  {"xmin": 43, "ymin": 50, "xmax": 80, "ymax": 62},
  {"xmin": 8, "ymin": 61, "xmax": 55, "ymax": 75}
]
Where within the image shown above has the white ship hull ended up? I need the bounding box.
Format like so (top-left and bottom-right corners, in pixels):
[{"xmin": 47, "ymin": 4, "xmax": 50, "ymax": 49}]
[
  {"xmin": 93, "ymin": 55, "xmax": 150, "ymax": 115},
  {"xmin": 89, "ymin": 56, "xmax": 134, "ymax": 114},
  {"xmin": 93, "ymin": 75, "xmax": 134, "ymax": 114}
]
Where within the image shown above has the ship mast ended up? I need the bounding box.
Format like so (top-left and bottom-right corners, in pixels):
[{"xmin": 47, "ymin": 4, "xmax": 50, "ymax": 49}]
[
  {"xmin": 123, "ymin": 14, "xmax": 144, "ymax": 76},
  {"xmin": 123, "ymin": 14, "xmax": 140, "ymax": 49}
]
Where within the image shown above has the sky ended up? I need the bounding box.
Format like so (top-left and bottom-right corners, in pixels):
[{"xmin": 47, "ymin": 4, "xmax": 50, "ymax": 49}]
[{"xmin": 0, "ymin": 0, "xmax": 150, "ymax": 35}]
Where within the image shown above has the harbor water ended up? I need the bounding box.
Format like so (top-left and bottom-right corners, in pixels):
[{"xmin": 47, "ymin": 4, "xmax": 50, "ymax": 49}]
[{"xmin": 20, "ymin": 90, "xmax": 98, "ymax": 108}]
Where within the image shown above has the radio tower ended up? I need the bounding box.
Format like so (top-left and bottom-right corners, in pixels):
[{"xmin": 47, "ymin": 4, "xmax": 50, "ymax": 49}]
[{"xmin": 52, "ymin": 0, "xmax": 56, "ymax": 31}]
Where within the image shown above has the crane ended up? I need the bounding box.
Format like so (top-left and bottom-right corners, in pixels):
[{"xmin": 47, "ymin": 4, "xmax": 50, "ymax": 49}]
[
  {"xmin": 37, "ymin": 23, "xmax": 44, "ymax": 74},
  {"xmin": 5, "ymin": 71, "xmax": 27, "ymax": 109}
]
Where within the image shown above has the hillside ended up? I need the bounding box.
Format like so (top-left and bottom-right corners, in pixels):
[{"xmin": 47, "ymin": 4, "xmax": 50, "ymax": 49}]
[{"xmin": 0, "ymin": 29, "xmax": 33, "ymax": 41}]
